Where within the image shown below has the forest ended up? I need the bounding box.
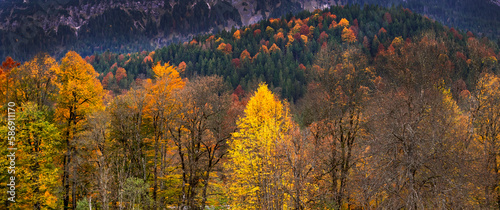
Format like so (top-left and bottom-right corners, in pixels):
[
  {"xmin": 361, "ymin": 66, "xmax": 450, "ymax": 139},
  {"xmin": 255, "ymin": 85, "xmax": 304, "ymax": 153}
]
[{"xmin": 1, "ymin": 4, "xmax": 500, "ymax": 210}]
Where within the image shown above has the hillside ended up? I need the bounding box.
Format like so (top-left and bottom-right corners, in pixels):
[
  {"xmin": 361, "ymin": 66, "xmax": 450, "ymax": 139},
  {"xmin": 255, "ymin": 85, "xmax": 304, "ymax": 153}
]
[
  {"xmin": 84, "ymin": 4, "xmax": 499, "ymax": 102},
  {"xmin": 1, "ymin": 0, "xmax": 499, "ymax": 61}
]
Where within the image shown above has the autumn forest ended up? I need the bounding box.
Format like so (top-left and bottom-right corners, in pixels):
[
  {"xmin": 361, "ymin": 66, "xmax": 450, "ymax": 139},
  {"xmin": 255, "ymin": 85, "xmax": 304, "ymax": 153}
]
[{"xmin": 1, "ymin": 3, "xmax": 500, "ymax": 210}]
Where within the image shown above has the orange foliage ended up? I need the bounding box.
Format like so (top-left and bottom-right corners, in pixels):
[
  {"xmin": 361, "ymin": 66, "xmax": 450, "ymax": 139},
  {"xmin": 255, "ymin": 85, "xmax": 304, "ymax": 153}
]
[
  {"xmin": 233, "ymin": 30, "xmax": 241, "ymax": 40},
  {"xmin": 189, "ymin": 39, "xmax": 198, "ymax": 45},
  {"xmin": 115, "ymin": 67, "xmax": 127, "ymax": 83},
  {"xmin": 299, "ymin": 64, "xmax": 306, "ymax": 70},
  {"xmin": 102, "ymin": 72, "xmax": 113, "ymax": 88},
  {"xmin": 261, "ymin": 45, "xmax": 269, "ymax": 54},
  {"xmin": 217, "ymin": 43, "xmax": 233, "ymax": 54},
  {"xmin": 342, "ymin": 27, "xmax": 357, "ymax": 43},
  {"xmin": 269, "ymin": 43, "xmax": 281, "ymax": 52},
  {"xmin": 269, "ymin": 18, "xmax": 280, "ymax": 25},
  {"xmin": 329, "ymin": 20, "xmax": 337, "ymax": 29},
  {"xmin": 240, "ymin": 49, "xmax": 251, "ymax": 61},
  {"xmin": 206, "ymin": 35, "xmax": 216, "ymax": 42},
  {"xmin": 110, "ymin": 62, "xmax": 118, "ymax": 70},
  {"xmin": 178, "ymin": 61, "xmax": 187, "ymax": 73},
  {"xmin": 143, "ymin": 55, "xmax": 153, "ymax": 63},
  {"xmin": 274, "ymin": 32, "xmax": 285, "ymax": 41},
  {"xmin": 378, "ymin": 27, "xmax": 387, "ymax": 35}
]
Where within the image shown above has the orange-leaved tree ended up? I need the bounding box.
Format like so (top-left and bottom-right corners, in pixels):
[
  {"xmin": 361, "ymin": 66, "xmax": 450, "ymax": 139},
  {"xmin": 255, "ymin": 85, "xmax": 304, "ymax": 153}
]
[
  {"xmin": 144, "ymin": 61, "xmax": 185, "ymax": 208},
  {"xmin": 55, "ymin": 51, "xmax": 104, "ymax": 209}
]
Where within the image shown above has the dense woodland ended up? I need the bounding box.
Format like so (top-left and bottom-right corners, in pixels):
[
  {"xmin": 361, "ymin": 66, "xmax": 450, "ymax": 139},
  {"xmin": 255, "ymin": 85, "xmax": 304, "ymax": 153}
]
[{"xmin": 1, "ymin": 4, "xmax": 500, "ymax": 210}]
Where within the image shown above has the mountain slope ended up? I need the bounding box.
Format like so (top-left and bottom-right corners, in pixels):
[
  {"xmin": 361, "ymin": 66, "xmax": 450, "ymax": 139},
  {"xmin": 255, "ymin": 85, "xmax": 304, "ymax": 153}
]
[{"xmin": 0, "ymin": 0, "xmax": 499, "ymax": 61}]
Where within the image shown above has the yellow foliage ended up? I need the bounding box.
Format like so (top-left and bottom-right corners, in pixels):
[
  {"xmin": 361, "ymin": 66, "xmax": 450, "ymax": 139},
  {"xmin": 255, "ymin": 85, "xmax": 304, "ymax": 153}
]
[
  {"xmin": 226, "ymin": 83, "xmax": 293, "ymax": 209},
  {"xmin": 266, "ymin": 26, "xmax": 275, "ymax": 36},
  {"xmin": 338, "ymin": 18, "xmax": 349, "ymax": 28},
  {"xmin": 233, "ymin": 30, "xmax": 241, "ymax": 40},
  {"xmin": 301, "ymin": 35, "xmax": 308, "ymax": 43},
  {"xmin": 391, "ymin": 36, "xmax": 404, "ymax": 49},
  {"xmin": 286, "ymin": 34, "xmax": 295, "ymax": 48}
]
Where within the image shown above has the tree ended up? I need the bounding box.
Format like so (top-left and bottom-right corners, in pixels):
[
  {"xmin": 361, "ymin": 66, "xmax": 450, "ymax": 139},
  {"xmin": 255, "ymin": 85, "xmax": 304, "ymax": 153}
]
[
  {"xmin": 3, "ymin": 102, "xmax": 61, "ymax": 209},
  {"xmin": 56, "ymin": 51, "xmax": 104, "ymax": 209},
  {"xmin": 115, "ymin": 67, "xmax": 127, "ymax": 83},
  {"xmin": 168, "ymin": 76, "xmax": 234, "ymax": 209},
  {"xmin": 342, "ymin": 27, "xmax": 357, "ymax": 43},
  {"xmin": 9, "ymin": 53, "xmax": 59, "ymax": 108},
  {"xmin": 233, "ymin": 30, "xmax": 241, "ymax": 40},
  {"xmin": 337, "ymin": 18, "xmax": 349, "ymax": 28},
  {"xmin": 144, "ymin": 62, "xmax": 185, "ymax": 209},
  {"xmin": 311, "ymin": 45, "xmax": 373, "ymax": 208},
  {"xmin": 107, "ymin": 87, "xmax": 150, "ymax": 209},
  {"xmin": 0, "ymin": 57, "xmax": 20, "ymax": 104},
  {"xmin": 472, "ymin": 73, "xmax": 500, "ymax": 208},
  {"xmin": 225, "ymin": 83, "xmax": 294, "ymax": 209}
]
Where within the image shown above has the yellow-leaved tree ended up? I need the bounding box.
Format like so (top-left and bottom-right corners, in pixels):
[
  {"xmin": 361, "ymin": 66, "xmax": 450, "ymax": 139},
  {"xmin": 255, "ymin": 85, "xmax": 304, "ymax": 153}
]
[
  {"xmin": 225, "ymin": 83, "xmax": 293, "ymax": 209},
  {"xmin": 473, "ymin": 73, "xmax": 500, "ymax": 208},
  {"xmin": 56, "ymin": 51, "xmax": 104, "ymax": 209}
]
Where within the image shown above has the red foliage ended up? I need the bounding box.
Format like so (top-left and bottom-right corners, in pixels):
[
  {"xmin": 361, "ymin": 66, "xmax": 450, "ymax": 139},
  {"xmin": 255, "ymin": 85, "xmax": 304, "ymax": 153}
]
[
  {"xmin": 293, "ymin": 32, "xmax": 302, "ymax": 41},
  {"xmin": 232, "ymin": 58, "xmax": 241, "ymax": 68},
  {"xmin": 85, "ymin": 55, "xmax": 96, "ymax": 64},
  {"xmin": 384, "ymin": 12, "xmax": 392, "ymax": 24},
  {"xmin": 225, "ymin": 43, "xmax": 233, "ymax": 54},
  {"xmin": 456, "ymin": 52, "xmax": 467, "ymax": 61},
  {"xmin": 377, "ymin": 43, "xmax": 386, "ymax": 54},
  {"xmin": 353, "ymin": 19, "xmax": 359, "ymax": 27},
  {"xmin": 1, "ymin": 57, "xmax": 20, "ymax": 75},
  {"xmin": 405, "ymin": 38, "xmax": 412, "ymax": 45},
  {"xmin": 233, "ymin": 85, "xmax": 245, "ymax": 97},
  {"xmin": 254, "ymin": 29, "xmax": 262, "ymax": 36},
  {"xmin": 300, "ymin": 24, "xmax": 310, "ymax": 36},
  {"xmin": 450, "ymin": 28, "xmax": 463, "ymax": 40},
  {"xmin": 467, "ymin": 31, "xmax": 474, "ymax": 38},
  {"xmin": 318, "ymin": 31, "xmax": 329, "ymax": 43}
]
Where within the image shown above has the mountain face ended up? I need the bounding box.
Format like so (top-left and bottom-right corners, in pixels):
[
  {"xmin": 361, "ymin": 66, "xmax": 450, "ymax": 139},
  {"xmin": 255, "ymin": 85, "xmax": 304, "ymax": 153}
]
[{"xmin": 0, "ymin": 0, "xmax": 499, "ymax": 61}]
